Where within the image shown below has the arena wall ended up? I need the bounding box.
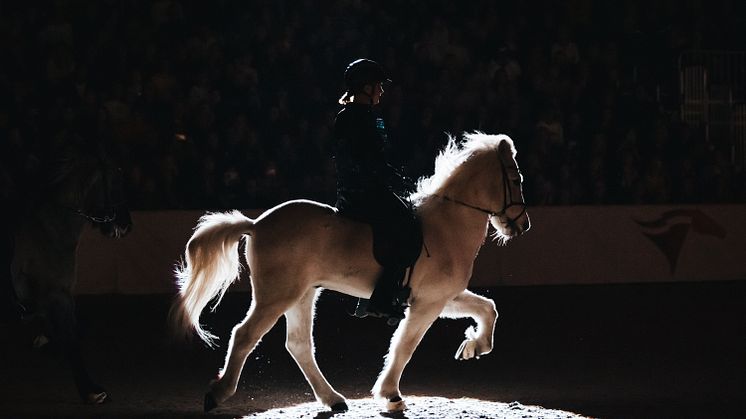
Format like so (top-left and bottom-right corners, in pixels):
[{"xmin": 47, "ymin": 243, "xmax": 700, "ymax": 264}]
[{"xmin": 74, "ymin": 205, "xmax": 746, "ymax": 294}]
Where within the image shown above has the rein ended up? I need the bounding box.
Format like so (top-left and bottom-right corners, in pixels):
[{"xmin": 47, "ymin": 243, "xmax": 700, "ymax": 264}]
[
  {"xmin": 433, "ymin": 194, "xmax": 498, "ymax": 216},
  {"xmin": 75, "ymin": 208, "xmax": 118, "ymax": 224},
  {"xmin": 433, "ymin": 149, "xmax": 527, "ymax": 224},
  {"xmin": 68, "ymin": 161, "xmax": 125, "ymax": 224}
]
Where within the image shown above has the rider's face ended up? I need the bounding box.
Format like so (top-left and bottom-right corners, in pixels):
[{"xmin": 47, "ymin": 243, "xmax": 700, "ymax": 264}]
[
  {"xmin": 372, "ymin": 82, "xmax": 384, "ymax": 104},
  {"xmin": 364, "ymin": 82, "xmax": 384, "ymax": 105}
]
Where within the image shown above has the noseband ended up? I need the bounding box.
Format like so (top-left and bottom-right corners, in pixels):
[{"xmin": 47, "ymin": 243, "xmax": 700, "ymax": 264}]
[
  {"xmin": 434, "ymin": 149, "xmax": 527, "ymax": 226},
  {"xmin": 72, "ymin": 159, "xmax": 123, "ymax": 224},
  {"xmin": 75, "ymin": 208, "xmax": 117, "ymax": 224}
]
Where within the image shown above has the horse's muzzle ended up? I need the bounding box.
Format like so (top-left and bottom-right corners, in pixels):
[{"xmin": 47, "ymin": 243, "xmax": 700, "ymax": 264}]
[
  {"xmin": 509, "ymin": 213, "xmax": 530, "ymax": 237},
  {"xmin": 520, "ymin": 214, "xmax": 531, "ymax": 233}
]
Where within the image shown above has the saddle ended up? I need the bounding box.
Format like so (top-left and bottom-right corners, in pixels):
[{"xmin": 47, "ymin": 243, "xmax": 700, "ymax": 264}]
[
  {"xmin": 335, "ymin": 189, "xmax": 423, "ymax": 326},
  {"xmin": 352, "ymin": 210, "xmax": 423, "ymax": 326}
]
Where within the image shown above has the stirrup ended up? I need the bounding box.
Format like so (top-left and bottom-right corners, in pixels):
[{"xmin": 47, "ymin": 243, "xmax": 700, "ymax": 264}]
[
  {"xmin": 385, "ymin": 306, "xmax": 406, "ymax": 327},
  {"xmin": 386, "ymin": 317, "xmax": 401, "ymax": 327}
]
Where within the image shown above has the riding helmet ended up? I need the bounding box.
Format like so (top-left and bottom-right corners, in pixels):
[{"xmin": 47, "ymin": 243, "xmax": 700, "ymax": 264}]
[{"xmin": 344, "ymin": 59, "xmax": 392, "ymax": 92}]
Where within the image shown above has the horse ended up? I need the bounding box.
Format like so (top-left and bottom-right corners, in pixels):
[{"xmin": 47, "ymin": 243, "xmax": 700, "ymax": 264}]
[
  {"xmin": 6, "ymin": 143, "xmax": 132, "ymax": 404},
  {"xmin": 170, "ymin": 131, "xmax": 530, "ymax": 412}
]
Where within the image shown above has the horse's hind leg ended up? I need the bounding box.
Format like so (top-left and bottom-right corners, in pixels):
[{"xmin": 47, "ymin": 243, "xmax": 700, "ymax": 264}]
[
  {"xmin": 440, "ymin": 289, "xmax": 498, "ymax": 360},
  {"xmin": 1, "ymin": 229, "xmax": 14, "ymax": 318},
  {"xmin": 206, "ymin": 293, "xmax": 296, "ymax": 410},
  {"xmin": 285, "ymin": 288, "xmax": 348, "ymax": 411}
]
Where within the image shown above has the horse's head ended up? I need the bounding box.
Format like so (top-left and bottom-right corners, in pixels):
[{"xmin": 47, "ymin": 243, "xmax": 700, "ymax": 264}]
[
  {"xmin": 52, "ymin": 146, "xmax": 132, "ymax": 238},
  {"xmin": 488, "ymin": 137, "xmax": 530, "ymax": 241},
  {"xmin": 90, "ymin": 164, "xmax": 132, "ymax": 239},
  {"xmin": 412, "ymin": 132, "xmax": 529, "ymax": 243}
]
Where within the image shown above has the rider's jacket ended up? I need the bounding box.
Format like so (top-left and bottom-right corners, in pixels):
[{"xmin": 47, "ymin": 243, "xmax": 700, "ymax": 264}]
[
  {"xmin": 333, "ymin": 103, "xmax": 405, "ymax": 214},
  {"xmin": 332, "ymin": 102, "xmax": 422, "ymax": 270}
]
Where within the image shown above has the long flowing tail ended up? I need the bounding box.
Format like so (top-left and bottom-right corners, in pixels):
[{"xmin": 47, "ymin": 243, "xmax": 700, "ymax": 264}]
[{"xmin": 169, "ymin": 210, "xmax": 254, "ymax": 346}]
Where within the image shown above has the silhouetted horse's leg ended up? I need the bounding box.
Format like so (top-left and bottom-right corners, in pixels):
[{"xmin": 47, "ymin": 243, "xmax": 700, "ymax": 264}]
[
  {"xmin": 284, "ymin": 288, "xmax": 348, "ymax": 411},
  {"xmin": 45, "ymin": 290, "xmax": 107, "ymax": 404},
  {"xmin": 1, "ymin": 227, "xmax": 13, "ymax": 319},
  {"xmin": 441, "ymin": 289, "xmax": 498, "ymax": 360},
  {"xmin": 372, "ymin": 300, "xmax": 446, "ymax": 411}
]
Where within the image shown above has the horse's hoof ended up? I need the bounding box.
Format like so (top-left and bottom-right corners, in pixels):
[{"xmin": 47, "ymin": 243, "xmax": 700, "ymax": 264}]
[
  {"xmin": 204, "ymin": 392, "xmax": 218, "ymax": 412},
  {"xmin": 85, "ymin": 391, "xmax": 109, "ymax": 404},
  {"xmin": 32, "ymin": 334, "xmax": 50, "ymax": 349},
  {"xmin": 387, "ymin": 396, "xmax": 407, "ymax": 412},
  {"xmin": 455, "ymin": 339, "xmax": 480, "ymax": 360},
  {"xmin": 331, "ymin": 401, "xmax": 349, "ymax": 411}
]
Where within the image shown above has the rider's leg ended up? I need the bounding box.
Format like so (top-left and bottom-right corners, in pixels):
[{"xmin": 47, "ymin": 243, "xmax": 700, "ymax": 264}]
[
  {"xmin": 366, "ymin": 265, "xmax": 407, "ymax": 317},
  {"xmin": 362, "ymin": 204, "xmax": 415, "ymax": 320},
  {"xmin": 353, "ymin": 191, "xmax": 420, "ymax": 322}
]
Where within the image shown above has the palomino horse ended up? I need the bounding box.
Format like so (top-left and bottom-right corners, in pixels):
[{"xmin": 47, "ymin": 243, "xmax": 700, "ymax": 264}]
[
  {"xmin": 7, "ymin": 144, "xmax": 132, "ymax": 403},
  {"xmin": 170, "ymin": 132, "xmax": 530, "ymax": 412}
]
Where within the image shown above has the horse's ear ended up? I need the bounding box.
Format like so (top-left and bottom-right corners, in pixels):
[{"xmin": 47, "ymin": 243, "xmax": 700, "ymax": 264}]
[
  {"xmin": 497, "ymin": 137, "xmax": 516, "ymax": 158},
  {"xmin": 497, "ymin": 139, "xmax": 511, "ymax": 156}
]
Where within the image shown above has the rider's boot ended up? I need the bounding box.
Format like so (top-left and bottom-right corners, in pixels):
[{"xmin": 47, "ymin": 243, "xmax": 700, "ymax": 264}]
[{"xmin": 364, "ymin": 266, "xmax": 409, "ymax": 324}]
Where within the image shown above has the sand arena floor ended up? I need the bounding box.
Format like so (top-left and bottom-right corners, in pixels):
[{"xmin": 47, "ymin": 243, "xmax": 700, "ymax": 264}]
[{"xmin": 1, "ymin": 282, "xmax": 744, "ymax": 418}]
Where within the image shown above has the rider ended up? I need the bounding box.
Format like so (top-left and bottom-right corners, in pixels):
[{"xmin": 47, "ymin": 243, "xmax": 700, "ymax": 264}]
[{"xmin": 333, "ymin": 58, "xmax": 421, "ymax": 325}]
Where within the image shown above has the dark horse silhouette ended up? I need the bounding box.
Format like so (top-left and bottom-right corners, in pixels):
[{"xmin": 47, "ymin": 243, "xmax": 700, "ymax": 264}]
[{"xmin": 3, "ymin": 142, "xmax": 132, "ymax": 404}]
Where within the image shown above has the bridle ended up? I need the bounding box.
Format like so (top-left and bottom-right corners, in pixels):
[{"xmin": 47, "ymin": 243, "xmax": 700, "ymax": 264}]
[
  {"xmin": 72, "ymin": 160, "xmax": 123, "ymax": 224},
  {"xmin": 75, "ymin": 208, "xmax": 117, "ymax": 224},
  {"xmin": 434, "ymin": 149, "xmax": 527, "ymax": 227}
]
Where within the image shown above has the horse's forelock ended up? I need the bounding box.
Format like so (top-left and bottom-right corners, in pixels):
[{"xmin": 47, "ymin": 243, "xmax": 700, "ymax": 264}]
[
  {"xmin": 50, "ymin": 149, "xmax": 99, "ymax": 184},
  {"xmin": 48, "ymin": 149, "xmax": 110, "ymax": 211}
]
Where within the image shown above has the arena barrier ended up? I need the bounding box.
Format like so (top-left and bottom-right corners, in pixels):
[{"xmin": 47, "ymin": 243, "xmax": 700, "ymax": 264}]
[{"xmin": 74, "ymin": 205, "xmax": 746, "ymax": 294}]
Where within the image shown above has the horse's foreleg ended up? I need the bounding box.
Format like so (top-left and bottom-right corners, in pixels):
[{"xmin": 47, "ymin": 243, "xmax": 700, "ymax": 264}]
[
  {"xmin": 207, "ymin": 298, "xmax": 289, "ymax": 411},
  {"xmin": 372, "ymin": 301, "xmax": 445, "ymax": 411},
  {"xmin": 45, "ymin": 290, "xmax": 107, "ymax": 404},
  {"xmin": 285, "ymin": 288, "xmax": 348, "ymax": 411},
  {"xmin": 440, "ymin": 289, "xmax": 497, "ymax": 360}
]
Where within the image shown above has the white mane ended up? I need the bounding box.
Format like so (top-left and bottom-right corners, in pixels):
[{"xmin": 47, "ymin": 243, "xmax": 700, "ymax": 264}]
[{"xmin": 410, "ymin": 131, "xmax": 516, "ymax": 206}]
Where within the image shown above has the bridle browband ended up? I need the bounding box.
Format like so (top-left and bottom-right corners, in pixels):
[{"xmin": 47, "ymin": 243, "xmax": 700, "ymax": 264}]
[{"xmin": 433, "ymin": 149, "xmax": 527, "ymax": 226}]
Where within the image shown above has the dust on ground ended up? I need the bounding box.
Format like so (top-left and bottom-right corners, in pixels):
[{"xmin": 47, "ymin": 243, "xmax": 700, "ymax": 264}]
[
  {"xmin": 1, "ymin": 283, "xmax": 745, "ymax": 418},
  {"xmin": 242, "ymin": 397, "xmax": 590, "ymax": 419}
]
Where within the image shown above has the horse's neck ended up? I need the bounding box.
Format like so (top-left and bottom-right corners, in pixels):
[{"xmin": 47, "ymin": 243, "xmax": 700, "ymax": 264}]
[
  {"xmin": 32, "ymin": 200, "xmax": 89, "ymax": 246},
  {"xmin": 419, "ymin": 197, "xmax": 490, "ymax": 259}
]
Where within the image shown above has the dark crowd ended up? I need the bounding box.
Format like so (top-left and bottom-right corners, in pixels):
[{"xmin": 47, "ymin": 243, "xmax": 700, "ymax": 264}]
[{"xmin": 1, "ymin": 0, "xmax": 745, "ymax": 210}]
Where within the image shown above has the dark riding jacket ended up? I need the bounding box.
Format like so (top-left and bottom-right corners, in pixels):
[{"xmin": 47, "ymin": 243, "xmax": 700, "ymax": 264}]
[
  {"xmin": 333, "ymin": 103, "xmax": 405, "ymax": 212},
  {"xmin": 333, "ymin": 103, "xmax": 420, "ymax": 267}
]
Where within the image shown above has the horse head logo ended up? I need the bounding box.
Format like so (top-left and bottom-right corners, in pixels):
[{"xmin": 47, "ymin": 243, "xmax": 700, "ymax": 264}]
[{"xmin": 633, "ymin": 209, "xmax": 726, "ymax": 274}]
